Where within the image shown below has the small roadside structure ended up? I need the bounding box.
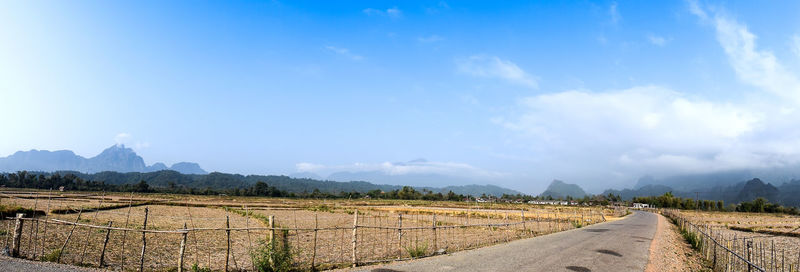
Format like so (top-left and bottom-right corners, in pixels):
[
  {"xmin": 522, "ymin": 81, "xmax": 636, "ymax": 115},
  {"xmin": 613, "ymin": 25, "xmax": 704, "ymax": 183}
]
[{"xmin": 632, "ymin": 203, "xmax": 649, "ymax": 208}]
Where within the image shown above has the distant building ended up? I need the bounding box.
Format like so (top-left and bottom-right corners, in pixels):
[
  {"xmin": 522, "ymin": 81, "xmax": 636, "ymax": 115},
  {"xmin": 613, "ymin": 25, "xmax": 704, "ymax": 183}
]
[
  {"xmin": 527, "ymin": 200, "xmax": 576, "ymax": 206},
  {"xmin": 633, "ymin": 203, "xmax": 649, "ymax": 208}
]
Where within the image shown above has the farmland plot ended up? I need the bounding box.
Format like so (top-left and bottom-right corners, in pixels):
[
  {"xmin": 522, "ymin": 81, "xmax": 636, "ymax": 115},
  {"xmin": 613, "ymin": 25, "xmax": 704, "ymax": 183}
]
[
  {"xmin": 1, "ymin": 191, "xmax": 616, "ymax": 271},
  {"xmin": 666, "ymin": 210, "xmax": 800, "ymax": 272}
]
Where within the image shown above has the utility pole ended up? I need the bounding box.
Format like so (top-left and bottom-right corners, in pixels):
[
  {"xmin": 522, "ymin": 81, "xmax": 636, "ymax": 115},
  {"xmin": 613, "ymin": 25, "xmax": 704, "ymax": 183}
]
[{"xmin": 695, "ymin": 192, "xmax": 699, "ymax": 211}]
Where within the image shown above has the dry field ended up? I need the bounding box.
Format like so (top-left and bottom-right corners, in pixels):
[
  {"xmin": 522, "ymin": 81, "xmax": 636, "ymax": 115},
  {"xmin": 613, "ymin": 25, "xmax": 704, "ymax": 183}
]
[
  {"xmin": 1, "ymin": 190, "xmax": 624, "ymax": 271},
  {"xmin": 669, "ymin": 210, "xmax": 800, "ymax": 271}
]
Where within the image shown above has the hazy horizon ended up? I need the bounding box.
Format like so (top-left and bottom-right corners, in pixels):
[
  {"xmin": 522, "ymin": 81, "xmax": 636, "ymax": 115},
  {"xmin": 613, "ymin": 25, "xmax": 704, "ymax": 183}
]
[{"xmin": 4, "ymin": 1, "xmax": 800, "ymax": 194}]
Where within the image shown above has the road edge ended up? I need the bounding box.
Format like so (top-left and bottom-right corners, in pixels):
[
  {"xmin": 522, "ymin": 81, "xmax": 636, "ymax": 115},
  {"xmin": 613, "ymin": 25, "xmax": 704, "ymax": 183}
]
[{"xmin": 645, "ymin": 211, "xmax": 664, "ymax": 271}]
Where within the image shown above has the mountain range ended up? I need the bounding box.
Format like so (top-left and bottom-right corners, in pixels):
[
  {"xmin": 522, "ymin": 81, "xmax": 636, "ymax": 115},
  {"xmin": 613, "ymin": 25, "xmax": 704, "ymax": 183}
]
[
  {"xmin": 0, "ymin": 146, "xmax": 522, "ymax": 197},
  {"xmin": 0, "ymin": 145, "xmax": 206, "ymax": 174},
  {"xmin": 534, "ymin": 174, "xmax": 800, "ymax": 207},
  {"xmin": 605, "ymin": 177, "xmax": 800, "ymax": 207}
]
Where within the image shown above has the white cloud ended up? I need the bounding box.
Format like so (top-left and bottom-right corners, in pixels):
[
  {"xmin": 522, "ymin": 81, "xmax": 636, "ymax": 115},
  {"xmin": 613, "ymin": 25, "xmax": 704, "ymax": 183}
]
[
  {"xmin": 457, "ymin": 55, "xmax": 539, "ymax": 88},
  {"xmin": 609, "ymin": 2, "xmax": 621, "ymax": 24},
  {"xmin": 114, "ymin": 133, "xmax": 131, "ymax": 146},
  {"xmin": 363, "ymin": 7, "xmax": 402, "ymax": 18},
  {"xmin": 386, "ymin": 7, "xmax": 402, "ymax": 18},
  {"xmin": 418, "ymin": 35, "xmax": 444, "ymax": 43},
  {"xmin": 647, "ymin": 34, "xmax": 668, "ymax": 46},
  {"xmin": 496, "ymin": 85, "xmax": 800, "ymax": 180},
  {"xmin": 687, "ymin": 0, "xmax": 708, "ymax": 20},
  {"xmin": 296, "ymin": 160, "xmax": 505, "ymax": 179},
  {"xmin": 324, "ymin": 46, "xmax": 364, "ymax": 61},
  {"xmin": 493, "ymin": 7, "xmax": 800, "ymax": 183},
  {"xmin": 705, "ymin": 8, "xmax": 800, "ymax": 104}
]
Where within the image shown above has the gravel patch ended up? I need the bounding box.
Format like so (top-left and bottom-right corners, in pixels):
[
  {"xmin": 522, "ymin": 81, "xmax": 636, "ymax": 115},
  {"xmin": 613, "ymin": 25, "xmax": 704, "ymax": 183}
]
[
  {"xmin": 0, "ymin": 255, "xmax": 101, "ymax": 272},
  {"xmin": 646, "ymin": 213, "xmax": 708, "ymax": 272}
]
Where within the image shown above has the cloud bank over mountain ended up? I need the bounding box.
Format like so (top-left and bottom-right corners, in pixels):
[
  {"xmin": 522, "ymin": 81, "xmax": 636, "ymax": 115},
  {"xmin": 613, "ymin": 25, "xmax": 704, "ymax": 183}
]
[
  {"xmin": 487, "ymin": 3, "xmax": 800, "ymax": 191},
  {"xmin": 296, "ymin": 159, "xmax": 507, "ymax": 187}
]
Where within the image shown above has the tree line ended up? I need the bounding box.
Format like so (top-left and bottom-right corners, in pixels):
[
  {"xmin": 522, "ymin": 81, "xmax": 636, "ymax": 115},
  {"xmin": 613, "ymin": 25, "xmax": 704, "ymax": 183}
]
[
  {"xmin": 633, "ymin": 192, "xmax": 799, "ymax": 215},
  {"xmin": 0, "ymin": 171, "xmax": 472, "ymax": 201}
]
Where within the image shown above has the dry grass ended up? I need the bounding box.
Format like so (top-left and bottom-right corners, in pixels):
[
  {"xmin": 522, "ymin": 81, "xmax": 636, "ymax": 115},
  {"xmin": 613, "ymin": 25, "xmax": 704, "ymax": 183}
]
[
  {"xmin": 671, "ymin": 210, "xmax": 800, "ymax": 271},
  {"xmin": 0, "ymin": 190, "xmax": 620, "ymax": 271}
]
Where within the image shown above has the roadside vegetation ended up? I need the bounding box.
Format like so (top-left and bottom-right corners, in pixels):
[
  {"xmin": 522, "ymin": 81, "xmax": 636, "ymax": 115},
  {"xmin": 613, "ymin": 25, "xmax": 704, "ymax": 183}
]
[{"xmin": 634, "ymin": 192, "xmax": 799, "ymax": 215}]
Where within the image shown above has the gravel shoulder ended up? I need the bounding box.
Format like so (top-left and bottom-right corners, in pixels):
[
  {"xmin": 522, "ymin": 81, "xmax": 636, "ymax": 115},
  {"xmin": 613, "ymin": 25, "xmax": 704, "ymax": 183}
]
[
  {"xmin": 0, "ymin": 255, "xmax": 102, "ymax": 272},
  {"xmin": 645, "ymin": 213, "xmax": 708, "ymax": 272}
]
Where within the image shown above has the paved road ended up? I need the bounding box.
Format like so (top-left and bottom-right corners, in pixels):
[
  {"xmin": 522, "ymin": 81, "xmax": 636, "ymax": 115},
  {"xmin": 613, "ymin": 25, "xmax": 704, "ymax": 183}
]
[{"xmin": 358, "ymin": 211, "xmax": 657, "ymax": 272}]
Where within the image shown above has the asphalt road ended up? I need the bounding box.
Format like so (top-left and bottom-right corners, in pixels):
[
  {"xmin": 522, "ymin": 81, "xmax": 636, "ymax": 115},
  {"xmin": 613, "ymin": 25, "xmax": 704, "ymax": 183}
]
[{"xmin": 357, "ymin": 211, "xmax": 657, "ymax": 272}]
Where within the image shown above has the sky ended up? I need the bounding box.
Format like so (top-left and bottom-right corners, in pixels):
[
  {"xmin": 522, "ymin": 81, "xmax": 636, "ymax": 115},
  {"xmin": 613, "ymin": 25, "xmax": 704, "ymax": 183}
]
[{"xmin": 3, "ymin": 1, "xmax": 800, "ymax": 194}]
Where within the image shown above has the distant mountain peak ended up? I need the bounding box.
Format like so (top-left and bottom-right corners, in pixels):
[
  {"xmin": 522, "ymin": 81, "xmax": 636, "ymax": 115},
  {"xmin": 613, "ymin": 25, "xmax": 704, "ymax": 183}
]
[
  {"xmin": 0, "ymin": 144, "xmax": 206, "ymax": 175},
  {"xmin": 540, "ymin": 179, "xmax": 587, "ymax": 199},
  {"xmin": 170, "ymin": 162, "xmax": 207, "ymax": 175}
]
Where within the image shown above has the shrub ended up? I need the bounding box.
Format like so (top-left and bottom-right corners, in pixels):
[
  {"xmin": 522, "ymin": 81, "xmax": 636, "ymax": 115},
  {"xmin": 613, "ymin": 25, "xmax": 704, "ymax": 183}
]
[
  {"xmin": 679, "ymin": 227, "xmax": 702, "ymax": 250},
  {"xmin": 252, "ymin": 231, "xmax": 295, "ymax": 272},
  {"xmin": 405, "ymin": 243, "xmax": 428, "ymax": 259},
  {"xmin": 40, "ymin": 249, "xmax": 62, "ymax": 262}
]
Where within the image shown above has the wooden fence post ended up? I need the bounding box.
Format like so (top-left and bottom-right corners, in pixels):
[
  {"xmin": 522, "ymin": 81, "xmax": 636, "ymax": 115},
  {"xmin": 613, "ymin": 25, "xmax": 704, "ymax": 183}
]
[
  {"xmin": 99, "ymin": 221, "xmax": 113, "ymax": 267},
  {"xmin": 397, "ymin": 213, "xmax": 403, "ymax": 259},
  {"xmin": 521, "ymin": 210, "xmax": 526, "ymax": 234},
  {"xmin": 11, "ymin": 213, "xmax": 24, "ymax": 257},
  {"xmin": 712, "ymin": 230, "xmax": 717, "ymax": 269},
  {"xmin": 268, "ymin": 215, "xmax": 275, "ymax": 245},
  {"xmin": 504, "ymin": 212, "xmax": 509, "ymax": 242},
  {"xmin": 432, "ymin": 214, "xmax": 437, "ymax": 251},
  {"xmin": 351, "ymin": 209, "xmax": 358, "ymax": 267},
  {"xmin": 139, "ymin": 207, "xmax": 149, "ymax": 272},
  {"xmin": 178, "ymin": 223, "xmax": 188, "ymax": 272},
  {"xmin": 311, "ymin": 213, "xmax": 318, "ymax": 271},
  {"xmin": 225, "ymin": 215, "xmax": 230, "ymax": 272}
]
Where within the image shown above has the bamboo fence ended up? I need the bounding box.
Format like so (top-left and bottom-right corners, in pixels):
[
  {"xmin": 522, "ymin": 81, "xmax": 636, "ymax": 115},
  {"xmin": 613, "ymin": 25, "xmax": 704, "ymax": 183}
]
[
  {"xmin": 664, "ymin": 209, "xmax": 800, "ymax": 272},
  {"xmin": 0, "ymin": 204, "xmax": 608, "ymax": 271}
]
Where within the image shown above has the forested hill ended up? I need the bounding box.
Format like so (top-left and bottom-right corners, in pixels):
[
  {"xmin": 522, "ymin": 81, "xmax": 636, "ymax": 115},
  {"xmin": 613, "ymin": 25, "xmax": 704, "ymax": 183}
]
[{"xmin": 0, "ymin": 170, "xmax": 522, "ymax": 197}]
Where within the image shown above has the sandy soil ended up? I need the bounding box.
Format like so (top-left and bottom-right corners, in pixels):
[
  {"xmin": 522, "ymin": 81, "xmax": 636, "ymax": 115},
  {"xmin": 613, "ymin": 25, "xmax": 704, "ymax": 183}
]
[{"xmin": 646, "ymin": 213, "xmax": 708, "ymax": 272}]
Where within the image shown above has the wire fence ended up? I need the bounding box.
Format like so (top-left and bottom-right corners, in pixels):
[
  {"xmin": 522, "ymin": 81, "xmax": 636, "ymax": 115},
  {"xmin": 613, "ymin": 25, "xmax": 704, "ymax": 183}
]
[
  {"xmin": 0, "ymin": 200, "xmax": 613, "ymax": 271},
  {"xmin": 663, "ymin": 209, "xmax": 800, "ymax": 272}
]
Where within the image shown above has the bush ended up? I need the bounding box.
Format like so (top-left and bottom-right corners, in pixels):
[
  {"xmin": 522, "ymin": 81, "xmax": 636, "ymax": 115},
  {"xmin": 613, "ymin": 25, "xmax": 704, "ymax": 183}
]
[
  {"xmin": 680, "ymin": 227, "xmax": 702, "ymax": 250},
  {"xmin": 405, "ymin": 243, "xmax": 428, "ymax": 259},
  {"xmin": 40, "ymin": 249, "xmax": 62, "ymax": 262},
  {"xmin": 252, "ymin": 232, "xmax": 295, "ymax": 272}
]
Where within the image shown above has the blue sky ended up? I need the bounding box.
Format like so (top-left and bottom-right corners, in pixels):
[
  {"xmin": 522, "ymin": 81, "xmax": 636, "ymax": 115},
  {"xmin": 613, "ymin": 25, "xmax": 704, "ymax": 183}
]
[{"xmin": 3, "ymin": 1, "xmax": 800, "ymax": 193}]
